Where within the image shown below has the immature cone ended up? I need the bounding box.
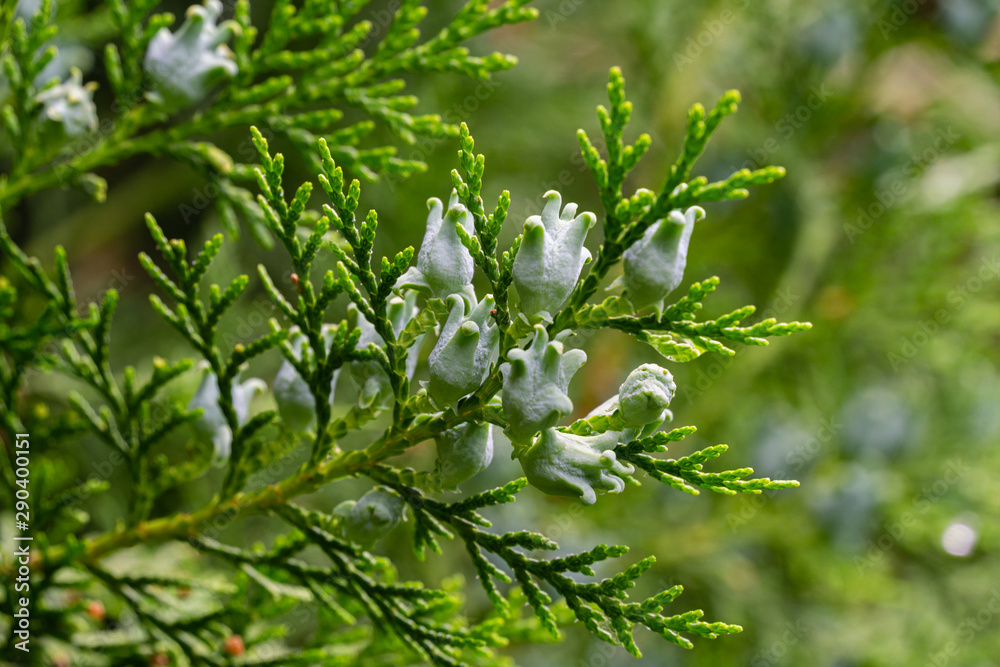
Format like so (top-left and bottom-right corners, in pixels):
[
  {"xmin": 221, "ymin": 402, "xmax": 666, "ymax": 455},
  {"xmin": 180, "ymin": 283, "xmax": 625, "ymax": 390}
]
[
  {"xmin": 35, "ymin": 68, "xmax": 98, "ymax": 137},
  {"xmin": 519, "ymin": 429, "xmax": 634, "ymax": 505},
  {"xmin": 622, "ymin": 206, "xmax": 705, "ymax": 312},
  {"xmin": 434, "ymin": 422, "xmax": 494, "ymax": 488},
  {"xmin": 513, "ymin": 191, "xmax": 596, "ymax": 319},
  {"xmin": 387, "ymin": 291, "xmax": 426, "ymax": 380},
  {"xmin": 618, "ymin": 363, "xmax": 676, "ymax": 427},
  {"xmin": 188, "ymin": 364, "xmax": 265, "ymax": 463},
  {"xmin": 396, "ymin": 192, "xmax": 476, "ymax": 300},
  {"xmin": 333, "ymin": 487, "xmax": 405, "ymax": 547},
  {"xmin": 232, "ymin": 376, "xmax": 265, "ymax": 428},
  {"xmin": 144, "ymin": 0, "xmax": 238, "ymax": 108},
  {"xmin": 348, "ymin": 291, "xmax": 423, "ymax": 409},
  {"xmin": 348, "ymin": 303, "xmax": 391, "ymax": 409},
  {"xmin": 273, "ymin": 327, "xmax": 340, "ymax": 433},
  {"xmin": 500, "ymin": 325, "xmax": 586, "ymax": 443},
  {"xmin": 427, "ymin": 293, "xmax": 499, "ymax": 405}
]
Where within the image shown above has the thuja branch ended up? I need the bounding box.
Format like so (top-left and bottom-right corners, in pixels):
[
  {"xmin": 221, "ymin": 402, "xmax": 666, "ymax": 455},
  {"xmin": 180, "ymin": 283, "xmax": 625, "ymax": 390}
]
[
  {"xmin": 7, "ymin": 396, "xmax": 495, "ymax": 578},
  {"xmin": 369, "ymin": 469, "xmax": 742, "ymax": 655},
  {"xmin": 1, "ymin": 52, "xmax": 812, "ymax": 662},
  {"xmin": 0, "ymin": 0, "xmax": 538, "ymax": 231},
  {"xmin": 549, "ymin": 69, "xmax": 785, "ymax": 335}
]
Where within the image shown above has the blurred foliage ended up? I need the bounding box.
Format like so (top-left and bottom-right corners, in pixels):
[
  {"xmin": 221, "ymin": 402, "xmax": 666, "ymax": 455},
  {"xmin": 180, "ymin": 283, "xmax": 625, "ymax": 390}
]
[{"xmin": 1, "ymin": 0, "xmax": 999, "ymax": 665}]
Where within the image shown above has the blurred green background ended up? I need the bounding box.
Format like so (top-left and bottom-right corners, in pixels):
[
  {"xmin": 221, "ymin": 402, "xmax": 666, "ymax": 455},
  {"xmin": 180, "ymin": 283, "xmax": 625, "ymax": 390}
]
[{"xmin": 7, "ymin": 0, "xmax": 1000, "ymax": 664}]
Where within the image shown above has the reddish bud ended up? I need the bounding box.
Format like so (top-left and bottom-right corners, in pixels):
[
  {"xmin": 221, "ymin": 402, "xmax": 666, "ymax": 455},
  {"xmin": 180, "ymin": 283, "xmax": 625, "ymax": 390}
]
[
  {"xmin": 223, "ymin": 634, "xmax": 246, "ymax": 657},
  {"xmin": 86, "ymin": 599, "xmax": 106, "ymax": 621}
]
